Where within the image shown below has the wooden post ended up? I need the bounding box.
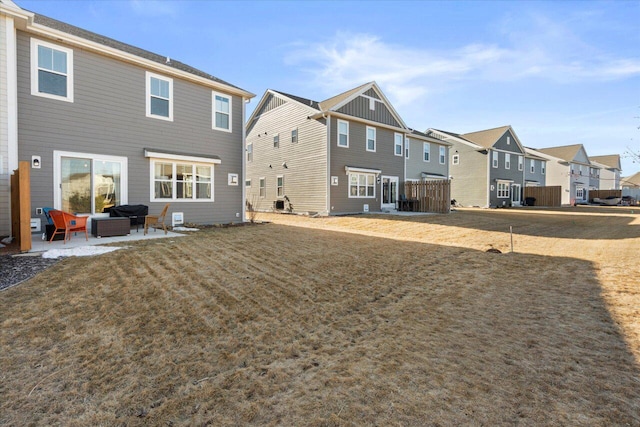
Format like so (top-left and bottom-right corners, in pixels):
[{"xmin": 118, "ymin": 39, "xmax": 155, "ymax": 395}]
[
  {"xmin": 11, "ymin": 161, "xmax": 32, "ymax": 252},
  {"xmin": 510, "ymin": 226, "xmax": 514, "ymax": 253}
]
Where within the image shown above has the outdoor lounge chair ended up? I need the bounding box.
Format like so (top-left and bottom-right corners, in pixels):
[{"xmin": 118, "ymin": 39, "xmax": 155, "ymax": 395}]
[
  {"xmin": 48, "ymin": 210, "xmax": 89, "ymax": 243},
  {"xmin": 144, "ymin": 203, "xmax": 170, "ymax": 235}
]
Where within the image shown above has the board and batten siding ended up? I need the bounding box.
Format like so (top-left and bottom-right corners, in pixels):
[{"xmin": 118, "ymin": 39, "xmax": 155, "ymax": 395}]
[
  {"xmin": 328, "ymin": 116, "xmax": 404, "ymax": 214},
  {"xmin": 16, "ymin": 31, "xmax": 245, "ymax": 225},
  {"xmin": 405, "ymin": 137, "xmax": 448, "ymax": 181},
  {"xmin": 448, "ymin": 141, "xmax": 488, "ymax": 207},
  {"xmin": 246, "ymin": 97, "xmax": 327, "ymax": 214},
  {"xmin": 337, "ymin": 96, "xmax": 401, "ymax": 128}
]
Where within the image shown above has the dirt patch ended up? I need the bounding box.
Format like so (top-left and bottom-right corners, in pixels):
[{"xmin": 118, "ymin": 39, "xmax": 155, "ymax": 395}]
[{"xmin": 1, "ymin": 207, "xmax": 639, "ymax": 425}]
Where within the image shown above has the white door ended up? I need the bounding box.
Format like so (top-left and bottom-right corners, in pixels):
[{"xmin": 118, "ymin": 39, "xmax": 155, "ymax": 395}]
[
  {"xmin": 511, "ymin": 184, "xmax": 521, "ymax": 206},
  {"xmin": 381, "ymin": 176, "xmax": 398, "ymax": 210}
]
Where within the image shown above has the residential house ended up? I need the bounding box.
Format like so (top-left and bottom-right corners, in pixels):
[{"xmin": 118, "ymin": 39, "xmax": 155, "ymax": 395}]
[
  {"xmin": 621, "ymin": 171, "xmax": 640, "ymax": 201},
  {"xmin": 589, "ymin": 155, "xmax": 622, "ymax": 190},
  {"xmin": 0, "ymin": 0, "xmax": 254, "ymax": 237},
  {"xmin": 523, "ymin": 147, "xmax": 547, "ymax": 188},
  {"xmin": 245, "ymin": 82, "xmax": 444, "ymax": 215},
  {"xmin": 536, "ymin": 144, "xmax": 595, "ymax": 205},
  {"xmin": 427, "ymin": 126, "xmax": 527, "ymax": 208},
  {"xmin": 404, "ymin": 129, "xmax": 451, "ymax": 183}
]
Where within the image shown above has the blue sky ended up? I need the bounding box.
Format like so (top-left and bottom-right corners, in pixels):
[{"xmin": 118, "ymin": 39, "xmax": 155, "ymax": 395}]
[{"xmin": 18, "ymin": 0, "xmax": 640, "ymax": 175}]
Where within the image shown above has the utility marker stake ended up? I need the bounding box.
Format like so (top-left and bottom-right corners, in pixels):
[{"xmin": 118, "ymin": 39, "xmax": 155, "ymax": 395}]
[{"xmin": 510, "ymin": 226, "xmax": 514, "ymax": 253}]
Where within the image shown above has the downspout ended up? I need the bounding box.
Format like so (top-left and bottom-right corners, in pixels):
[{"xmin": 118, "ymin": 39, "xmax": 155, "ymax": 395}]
[
  {"xmin": 241, "ymin": 97, "xmax": 248, "ymax": 222},
  {"xmin": 486, "ymin": 149, "xmax": 491, "ymax": 208},
  {"xmin": 325, "ymin": 113, "xmax": 330, "ymax": 215},
  {"xmin": 5, "ymin": 15, "xmax": 18, "ymax": 238}
]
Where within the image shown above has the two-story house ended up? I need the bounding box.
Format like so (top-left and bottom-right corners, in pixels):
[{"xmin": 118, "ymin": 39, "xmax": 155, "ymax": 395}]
[
  {"xmin": 536, "ymin": 144, "xmax": 594, "ymax": 205},
  {"xmin": 523, "ymin": 148, "xmax": 547, "ymax": 188},
  {"xmin": 427, "ymin": 126, "xmax": 527, "ymax": 208},
  {"xmin": 404, "ymin": 129, "xmax": 451, "ymax": 183},
  {"xmin": 0, "ymin": 0, "xmax": 254, "ymax": 236},
  {"xmin": 589, "ymin": 155, "xmax": 622, "ymax": 190},
  {"xmin": 245, "ymin": 82, "xmax": 445, "ymax": 215}
]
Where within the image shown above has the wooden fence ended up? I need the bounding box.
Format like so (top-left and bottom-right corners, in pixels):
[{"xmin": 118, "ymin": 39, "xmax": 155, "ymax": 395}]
[
  {"xmin": 588, "ymin": 189, "xmax": 622, "ymax": 201},
  {"xmin": 404, "ymin": 180, "xmax": 451, "ymax": 214},
  {"xmin": 523, "ymin": 186, "xmax": 562, "ymax": 207},
  {"xmin": 10, "ymin": 161, "xmax": 32, "ymax": 252}
]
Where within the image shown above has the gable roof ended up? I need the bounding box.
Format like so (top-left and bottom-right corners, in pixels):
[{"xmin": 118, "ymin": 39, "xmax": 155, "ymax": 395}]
[
  {"xmin": 408, "ymin": 129, "xmax": 452, "ymax": 146},
  {"xmin": 459, "ymin": 126, "xmax": 512, "ymax": 149},
  {"xmin": 537, "ymin": 144, "xmax": 589, "ymax": 164},
  {"xmin": 318, "ymin": 82, "xmax": 372, "ymax": 112},
  {"xmin": 272, "ymin": 90, "xmax": 320, "ymax": 110},
  {"xmin": 589, "ymin": 154, "xmax": 621, "ymax": 171},
  {"xmin": 622, "ymin": 171, "xmax": 640, "ymax": 187},
  {"xmin": 0, "ymin": 1, "xmax": 253, "ymax": 98},
  {"xmin": 523, "ymin": 147, "xmax": 548, "ymax": 161}
]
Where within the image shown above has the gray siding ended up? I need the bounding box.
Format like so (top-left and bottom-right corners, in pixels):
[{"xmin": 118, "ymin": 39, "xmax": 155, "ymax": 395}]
[
  {"xmin": 0, "ymin": 17, "xmax": 9, "ymax": 235},
  {"xmin": 245, "ymin": 97, "xmax": 327, "ymax": 214},
  {"xmin": 525, "ymin": 158, "xmax": 546, "ymax": 186},
  {"xmin": 448, "ymin": 141, "xmax": 488, "ymax": 207},
  {"xmin": 328, "ymin": 116, "xmax": 404, "ymax": 214},
  {"xmin": 488, "ymin": 149, "xmax": 525, "ymax": 207},
  {"xmin": 337, "ymin": 96, "xmax": 401, "ymax": 128},
  {"xmin": 493, "ymin": 129, "xmax": 523, "ymax": 154},
  {"xmin": 363, "ymin": 88, "xmax": 380, "ymax": 99},
  {"xmin": 405, "ymin": 137, "xmax": 448, "ymax": 181},
  {"xmin": 16, "ymin": 31, "xmax": 245, "ymax": 226}
]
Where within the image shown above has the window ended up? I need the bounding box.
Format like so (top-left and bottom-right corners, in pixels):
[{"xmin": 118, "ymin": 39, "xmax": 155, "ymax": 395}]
[
  {"xmin": 497, "ymin": 181, "xmax": 510, "ymax": 198},
  {"xmin": 291, "ymin": 128, "xmax": 298, "ymax": 143},
  {"xmin": 369, "ymin": 97, "xmax": 375, "ymax": 110},
  {"xmin": 518, "ymin": 156, "xmax": 523, "ymax": 171},
  {"xmin": 507, "ymin": 136, "xmax": 511, "ymax": 145},
  {"xmin": 530, "ymin": 159, "xmax": 535, "ymax": 173},
  {"xmin": 423, "ymin": 142, "xmax": 430, "ymax": 162},
  {"xmin": 579, "ymin": 165, "xmax": 583, "ymax": 175},
  {"xmin": 337, "ymin": 120, "xmax": 349, "ymax": 147},
  {"xmin": 276, "ymin": 176, "xmax": 284, "ymax": 197},
  {"xmin": 349, "ymin": 172, "xmax": 375, "ymax": 198},
  {"xmin": 274, "ymin": 134, "xmax": 279, "ymax": 148},
  {"xmin": 146, "ymin": 72, "xmax": 173, "ymax": 120},
  {"xmin": 150, "ymin": 161, "xmax": 213, "ymax": 201},
  {"xmin": 54, "ymin": 151, "xmax": 127, "ymax": 214},
  {"xmin": 259, "ymin": 178, "xmax": 266, "ymax": 198},
  {"xmin": 439, "ymin": 146, "xmax": 446, "ymax": 164},
  {"xmin": 394, "ymin": 133, "xmax": 403, "ymax": 156},
  {"xmin": 576, "ymin": 187, "xmax": 584, "ymax": 199},
  {"xmin": 213, "ymin": 92, "xmax": 231, "ymax": 131},
  {"xmin": 505, "ymin": 153, "xmax": 511, "ymax": 170},
  {"xmin": 246, "ymin": 179, "xmax": 251, "ymax": 187},
  {"xmin": 542, "ymin": 162, "xmax": 546, "ymax": 174},
  {"xmin": 492, "ymin": 151, "xmax": 498, "ymax": 168},
  {"xmin": 31, "ymin": 38, "xmax": 73, "ymax": 102},
  {"xmin": 452, "ymin": 154, "xmax": 460, "ymax": 165},
  {"xmin": 247, "ymin": 143, "xmax": 253, "ymax": 162},
  {"xmin": 405, "ymin": 139, "xmax": 410, "ymax": 159},
  {"xmin": 366, "ymin": 126, "xmax": 376, "ymax": 152}
]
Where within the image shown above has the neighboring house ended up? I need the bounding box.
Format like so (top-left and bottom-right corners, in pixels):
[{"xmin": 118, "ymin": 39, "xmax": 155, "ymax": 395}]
[
  {"xmin": 622, "ymin": 172, "xmax": 640, "ymax": 189},
  {"xmin": 536, "ymin": 144, "xmax": 594, "ymax": 205},
  {"xmin": 589, "ymin": 154, "xmax": 622, "ymax": 190},
  {"xmin": 427, "ymin": 126, "xmax": 527, "ymax": 208},
  {"xmin": 245, "ymin": 82, "xmax": 442, "ymax": 215},
  {"xmin": 404, "ymin": 129, "xmax": 451, "ymax": 183},
  {"xmin": 523, "ymin": 147, "xmax": 548, "ymax": 187},
  {"xmin": 0, "ymin": 0, "xmax": 254, "ymax": 236}
]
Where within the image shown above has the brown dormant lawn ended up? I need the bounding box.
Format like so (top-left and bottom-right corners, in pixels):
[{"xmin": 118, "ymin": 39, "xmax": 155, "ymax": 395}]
[{"xmin": 1, "ymin": 206, "xmax": 639, "ymax": 426}]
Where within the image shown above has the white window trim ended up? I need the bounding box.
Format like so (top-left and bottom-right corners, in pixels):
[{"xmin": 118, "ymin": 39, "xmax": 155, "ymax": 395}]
[
  {"xmin": 146, "ymin": 71, "xmax": 173, "ymax": 121},
  {"xmin": 423, "ymin": 142, "xmax": 430, "ymax": 162},
  {"xmin": 439, "ymin": 146, "xmax": 446, "ymax": 165},
  {"xmin": 348, "ymin": 172, "xmax": 376, "ymax": 199},
  {"xmin": 337, "ymin": 119, "xmax": 349, "ymax": 148},
  {"xmin": 276, "ymin": 175, "xmax": 284, "ymax": 198},
  {"xmin": 452, "ymin": 154, "xmax": 460, "ymax": 165},
  {"xmin": 148, "ymin": 159, "xmax": 215, "ymax": 202},
  {"xmin": 394, "ymin": 133, "xmax": 403, "ymax": 157},
  {"xmin": 518, "ymin": 156, "xmax": 524, "ymax": 171},
  {"xmin": 530, "ymin": 159, "xmax": 535, "ymax": 174},
  {"xmin": 507, "ymin": 136, "xmax": 511, "ymax": 145},
  {"xmin": 497, "ymin": 180, "xmax": 511, "ymax": 199},
  {"xmin": 405, "ymin": 138, "xmax": 410, "ymax": 159},
  {"xmin": 53, "ymin": 150, "xmax": 128, "ymax": 212},
  {"xmin": 212, "ymin": 91, "xmax": 232, "ymax": 132},
  {"xmin": 259, "ymin": 177, "xmax": 266, "ymax": 198},
  {"xmin": 273, "ymin": 133, "xmax": 280, "ymax": 148},
  {"xmin": 291, "ymin": 128, "xmax": 298, "ymax": 143},
  {"xmin": 246, "ymin": 178, "xmax": 251, "ymax": 187},
  {"xmin": 492, "ymin": 151, "xmax": 499, "ymax": 168},
  {"xmin": 505, "ymin": 153, "xmax": 511, "ymax": 170},
  {"xmin": 247, "ymin": 143, "xmax": 253, "ymax": 162},
  {"xmin": 366, "ymin": 126, "xmax": 376, "ymax": 152},
  {"xmin": 31, "ymin": 38, "xmax": 74, "ymax": 103}
]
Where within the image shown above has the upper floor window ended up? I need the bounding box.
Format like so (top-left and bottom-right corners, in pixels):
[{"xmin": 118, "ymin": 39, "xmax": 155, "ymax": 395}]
[
  {"xmin": 492, "ymin": 151, "xmax": 498, "ymax": 168},
  {"xmin": 505, "ymin": 153, "xmax": 511, "ymax": 169},
  {"xmin": 542, "ymin": 162, "xmax": 546, "ymax": 174},
  {"xmin": 146, "ymin": 72, "xmax": 173, "ymax": 121},
  {"xmin": 366, "ymin": 126, "xmax": 376, "ymax": 152},
  {"xmin": 337, "ymin": 120, "xmax": 349, "ymax": 147},
  {"xmin": 394, "ymin": 133, "xmax": 403, "ymax": 156},
  {"xmin": 276, "ymin": 176, "xmax": 284, "ymax": 198},
  {"xmin": 259, "ymin": 177, "xmax": 266, "ymax": 198},
  {"xmin": 439, "ymin": 146, "xmax": 446, "ymax": 164},
  {"xmin": 530, "ymin": 159, "xmax": 535, "ymax": 173},
  {"xmin": 213, "ymin": 92, "xmax": 232, "ymax": 131},
  {"xmin": 291, "ymin": 128, "xmax": 298, "ymax": 143},
  {"xmin": 273, "ymin": 134, "xmax": 280, "ymax": 148},
  {"xmin": 247, "ymin": 143, "xmax": 253, "ymax": 162},
  {"xmin": 31, "ymin": 38, "xmax": 74, "ymax": 102},
  {"xmin": 405, "ymin": 139, "xmax": 410, "ymax": 159},
  {"xmin": 423, "ymin": 142, "xmax": 431, "ymax": 162},
  {"xmin": 507, "ymin": 136, "xmax": 511, "ymax": 145},
  {"xmin": 452, "ymin": 154, "xmax": 460, "ymax": 165},
  {"xmin": 518, "ymin": 156, "xmax": 523, "ymax": 171}
]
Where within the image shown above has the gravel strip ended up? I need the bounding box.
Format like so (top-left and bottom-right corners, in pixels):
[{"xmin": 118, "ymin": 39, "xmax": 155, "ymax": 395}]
[{"xmin": 0, "ymin": 254, "xmax": 60, "ymax": 291}]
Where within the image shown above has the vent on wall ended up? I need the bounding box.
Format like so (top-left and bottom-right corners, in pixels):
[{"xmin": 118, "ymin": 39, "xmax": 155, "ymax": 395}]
[{"xmin": 172, "ymin": 212, "xmax": 184, "ymax": 227}]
